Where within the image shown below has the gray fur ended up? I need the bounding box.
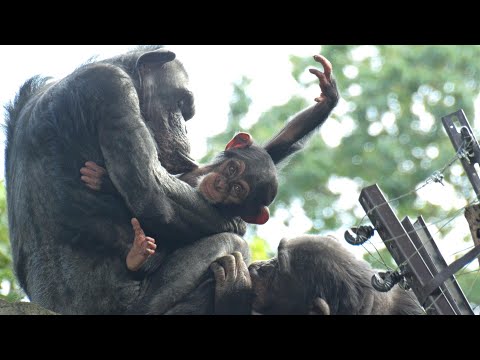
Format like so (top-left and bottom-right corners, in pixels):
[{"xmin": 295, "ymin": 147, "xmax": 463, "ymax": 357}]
[{"xmin": 4, "ymin": 47, "xmax": 247, "ymax": 314}]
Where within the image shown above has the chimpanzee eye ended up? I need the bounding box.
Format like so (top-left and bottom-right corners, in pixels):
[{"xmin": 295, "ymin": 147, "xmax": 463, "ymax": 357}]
[
  {"xmin": 233, "ymin": 183, "xmax": 243, "ymax": 196},
  {"xmin": 228, "ymin": 164, "xmax": 237, "ymax": 176}
]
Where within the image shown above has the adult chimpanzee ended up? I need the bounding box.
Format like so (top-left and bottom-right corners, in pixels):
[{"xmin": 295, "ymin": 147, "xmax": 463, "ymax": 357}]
[
  {"xmin": 211, "ymin": 236, "xmax": 424, "ymax": 315},
  {"xmin": 5, "ymin": 47, "xmax": 338, "ymax": 314}
]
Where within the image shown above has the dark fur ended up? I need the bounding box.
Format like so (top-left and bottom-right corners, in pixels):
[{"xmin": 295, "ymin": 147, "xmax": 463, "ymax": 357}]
[
  {"xmin": 179, "ymin": 143, "xmax": 278, "ymax": 218},
  {"xmin": 5, "ymin": 47, "xmax": 248, "ymax": 314},
  {"xmin": 247, "ymin": 235, "xmax": 424, "ymax": 315}
]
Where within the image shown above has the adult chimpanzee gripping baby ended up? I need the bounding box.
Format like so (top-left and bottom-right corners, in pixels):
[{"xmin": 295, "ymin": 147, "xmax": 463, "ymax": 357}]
[{"xmin": 6, "ymin": 48, "xmax": 338, "ymax": 314}]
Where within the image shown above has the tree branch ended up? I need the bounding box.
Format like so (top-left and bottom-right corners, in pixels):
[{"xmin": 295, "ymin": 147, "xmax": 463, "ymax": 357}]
[{"xmin": 0, "ymin": 299, "xmax": 57, "ymax": 315}]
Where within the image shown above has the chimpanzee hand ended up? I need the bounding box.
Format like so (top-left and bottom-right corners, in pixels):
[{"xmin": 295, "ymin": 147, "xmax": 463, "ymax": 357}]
[
  {"xmin": 309, "ymin": 54, "xmax": 339, "ymax": 108},
  {"xmin": 210, "ymin": 251, "xmax": 252, "ymax": 314},
  {"xmin": 80, "ymin": 161, "xmax": 116, "ymax": 194},
  {"xmin": 126, "ymin": 218, "xmax": 157, "ymax": 272},
  {"xmin": 229, "ymin": 217, "xmax": 247, "ymax": 237}
]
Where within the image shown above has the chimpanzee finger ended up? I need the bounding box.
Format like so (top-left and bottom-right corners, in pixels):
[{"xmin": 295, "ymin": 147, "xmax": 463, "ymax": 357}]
[
  {"xmin": 85, "ymin": 183, "xmax": 101, "ymax": 191},
  {"xmin": 215, "ymin": 255, "xmax": 237, "ymax": 281},
  {"xmin": 83, "ymin": 177, "xmax": 101, "ymax": 191},
  {"xmin": 131, "ymin": 218, "xmax": 145, "ymax": 239},
  {"xmin": 232, "ymin": 252, "xmax": 249, "ymax": 277},
  {"xmin": 80, "ymin": 175, "xmax": 92, "ymax": 185},
  {"xmin": 80, "ymin": 166, "xmax": 101, "ymax": 179},
  {"xmin": 146, "ymin": 239, "xmax": 157, "ymax": 251},
  {"xmin": 146, "ymin": 244, "xmax": 156, "ymax": 253},
  {"xmin": 313, "ymin": 54, "xmax": 332, "ymax": 79},
  {"xmin": 145, "ymin": 236, "xmax": 156, "ymax": 244},
  {"xmin": 309, "ymin": 69, "xmax": 338, "ymax": 102},
  {"xmin": 210, "ymin": 262, "xmax": 226, "ymax": 283},
  {"xmin": 81, "ymin": 174, "xmax": 101, "ymax": 187},
  {"xmin": 85, "ymin": 161, "xmax": 106, "ymax": 175},
  {"xmin": 309, "ymin": 68, "xmax": 329, "ymax": 89}
]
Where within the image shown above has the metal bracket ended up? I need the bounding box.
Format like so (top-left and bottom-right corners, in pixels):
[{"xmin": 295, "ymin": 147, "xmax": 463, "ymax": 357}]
[
  {"xmin": 359, "ymin": 184, "xmax": 474, "ymax": 315},
  {"xmin": 402, "ymin": 216, "xmax": 473, "ymax": 314},
  {"xmin": 442, "ymin": 109, "xmax": 480, "ymax": 199}
]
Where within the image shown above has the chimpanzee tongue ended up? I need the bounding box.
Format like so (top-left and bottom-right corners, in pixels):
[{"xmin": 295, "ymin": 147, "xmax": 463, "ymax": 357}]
[{"xmin": 241, "ymin": 206, "xmax": 270, "ymax": 225}]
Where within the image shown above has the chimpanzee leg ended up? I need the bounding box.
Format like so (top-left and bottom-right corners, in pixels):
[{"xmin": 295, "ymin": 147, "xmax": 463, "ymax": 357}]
[{"xmin": 132, "ymin": 233, "xmax": 250, "ymax": 314}]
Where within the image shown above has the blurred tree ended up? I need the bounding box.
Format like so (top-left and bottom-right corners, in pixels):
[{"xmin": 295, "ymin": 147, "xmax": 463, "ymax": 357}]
[{"xmin": 0, "ymin": 181, "xmax": 23, "ymax": 301}]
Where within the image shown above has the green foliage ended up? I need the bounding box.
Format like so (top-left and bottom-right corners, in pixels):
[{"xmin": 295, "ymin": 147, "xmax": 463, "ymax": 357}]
[
  {"xmin": 249, "ymin": 235, "xmax": 274, "ymax": 261},
  {"xmin": 200, "ymin": 76, "xmax": 253, "ymax": 163},
  {"xmin": 362, "ymin": 247, "xmax": 396, "ymax": 271},
  {"xmin": 288, "ymin": 45, "xmax": 480, "ymax": 231},
  {"xmin": 457, "ymin": 268, "xmax": 480, "ymax": 305},
  {"xmin": 0, "ymin": 181, "xmax": 22, "ymax": 302}
]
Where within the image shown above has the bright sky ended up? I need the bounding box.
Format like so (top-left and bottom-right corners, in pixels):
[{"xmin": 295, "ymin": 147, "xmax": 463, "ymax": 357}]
[{"xmin": 0, "ymin": 45, "xmax": 477, "ymax": 269}]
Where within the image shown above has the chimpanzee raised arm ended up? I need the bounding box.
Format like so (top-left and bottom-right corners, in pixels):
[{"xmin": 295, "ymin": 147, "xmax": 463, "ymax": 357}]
[
  {"xmin": 264, "ymin": 55, "xmax": 339, "ymax": 164},
  {"xmin": 81, "ymin": 54, "xmax": 339, "ymax": 230}
]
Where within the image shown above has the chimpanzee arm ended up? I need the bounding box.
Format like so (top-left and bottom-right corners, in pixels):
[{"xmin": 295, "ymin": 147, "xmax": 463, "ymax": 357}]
[
  {"xmin": 133, "ymin": 233, "xmax": 250, "ymax": 314},
  {"xmin": 81, "ymin": 64, "xmax": 245, "ymax": 241},
  {"xmin": 264, "ymin": 55, "xmax": 339, "ymax": 164}
]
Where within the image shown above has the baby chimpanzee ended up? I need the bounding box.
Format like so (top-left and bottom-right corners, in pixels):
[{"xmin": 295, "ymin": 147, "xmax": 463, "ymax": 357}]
[{"xmin": 81, "ymin": 132, "xmax": 278, "ymax": 271}]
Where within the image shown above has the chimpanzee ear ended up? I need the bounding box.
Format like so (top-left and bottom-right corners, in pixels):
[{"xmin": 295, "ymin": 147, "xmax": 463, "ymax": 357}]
[
  {"xmin": 136, "ymin": 49, "xmax": 176, "ymax": 70},
  {"xmin": 241, "ymin": 206, "xmax": 269, "ymax": 225},
  {"xmin": 225, "ymin": 132, "xmax": 253, "ymax": 151},
  {"xmin": 308, "ymin": 298, "xmax": 331, "ymax": 315},
  {"xmin": 278, "ymin": 238, "xmax": 290, "ymax": 274}
]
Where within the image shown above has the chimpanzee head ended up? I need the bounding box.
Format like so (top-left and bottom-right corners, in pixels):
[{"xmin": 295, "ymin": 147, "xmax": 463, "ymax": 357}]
[
  {"xmin": 198, "ymin": 133, "xmax": 278, "ymax": 225},
  {"xmin": 123, "ymin": 47, "xmax": 197, "ymax": 174},
  {"xmin": 248, "ymin": 235, "xmax": 375, "ymax": 314}
]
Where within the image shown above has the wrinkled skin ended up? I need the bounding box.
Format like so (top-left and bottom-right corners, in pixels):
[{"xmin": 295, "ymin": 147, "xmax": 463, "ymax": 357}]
[{"xmin": 212, "ymin": 236, "xmax": 424, "ymax": 315}]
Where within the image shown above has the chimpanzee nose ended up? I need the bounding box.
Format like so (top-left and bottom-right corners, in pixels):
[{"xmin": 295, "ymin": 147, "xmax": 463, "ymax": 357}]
[
  {"xmin": 214, "ymin": 176, "xmax": 227, "ymax": 192},
  {"xmin": 248, "ymin": 263, "xmax": 258, "ymax": 272}
]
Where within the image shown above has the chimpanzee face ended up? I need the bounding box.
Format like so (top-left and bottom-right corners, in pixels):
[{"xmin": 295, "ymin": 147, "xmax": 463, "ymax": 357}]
[
  {"xmin": 248, "ymin": 251, "xmax": 305, "ymax": 315},
  {"xmin": 137, "ymin": 50, "xmax": 196, "ymax": 174}
]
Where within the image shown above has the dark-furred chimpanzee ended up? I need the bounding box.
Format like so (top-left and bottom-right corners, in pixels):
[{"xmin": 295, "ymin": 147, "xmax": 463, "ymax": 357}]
[
  {"xmin": 5, "ymin": 48, "xmax": 339, "ymax": 314},
  {"xmin": 211, "ymin": 235, "xmax": 424, "ymax": 315}
]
